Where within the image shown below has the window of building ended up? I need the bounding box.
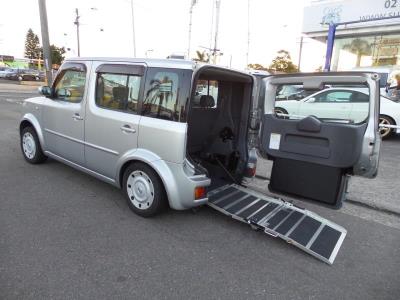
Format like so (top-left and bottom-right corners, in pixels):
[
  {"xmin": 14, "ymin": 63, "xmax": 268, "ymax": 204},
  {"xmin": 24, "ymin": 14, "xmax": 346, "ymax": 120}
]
[
  {"xmin": 96, "ymin": 73, "xmax": 141, "ymax": 113},
  {"xmin": 54, "ymin": 69, "xmax": 86, "ymax": 102},
  {"xmin": 142, "ymin": 69, "xmax": 180, "ymax": 121}
]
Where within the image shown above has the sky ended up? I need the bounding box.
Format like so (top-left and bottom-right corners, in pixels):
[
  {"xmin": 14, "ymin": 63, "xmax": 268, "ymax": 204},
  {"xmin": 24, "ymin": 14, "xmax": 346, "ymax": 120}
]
[{"xmin": 0, "ymin": 0, "xmax": 326, "ymax": 71}]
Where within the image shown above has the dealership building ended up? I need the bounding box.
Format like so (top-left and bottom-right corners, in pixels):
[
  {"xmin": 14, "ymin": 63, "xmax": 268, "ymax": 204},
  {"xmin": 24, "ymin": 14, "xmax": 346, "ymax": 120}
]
[{"xmin": 303, "ymin": 0, "xmax": 400, "ymax": 70}]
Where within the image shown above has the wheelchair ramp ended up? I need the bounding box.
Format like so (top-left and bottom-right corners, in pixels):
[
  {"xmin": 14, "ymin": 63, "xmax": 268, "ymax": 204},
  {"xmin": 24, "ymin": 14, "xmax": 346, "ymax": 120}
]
[{"xmin": 207, "ymin": 184, "xmax": 347, "ymax": 265}]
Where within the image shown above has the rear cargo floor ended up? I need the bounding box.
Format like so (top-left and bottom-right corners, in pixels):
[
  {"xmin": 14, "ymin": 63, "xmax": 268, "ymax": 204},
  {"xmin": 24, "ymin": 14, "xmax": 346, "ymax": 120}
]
[{"xmin": 207, "ymin": 184, "xmax": 347, "ymax": 264}]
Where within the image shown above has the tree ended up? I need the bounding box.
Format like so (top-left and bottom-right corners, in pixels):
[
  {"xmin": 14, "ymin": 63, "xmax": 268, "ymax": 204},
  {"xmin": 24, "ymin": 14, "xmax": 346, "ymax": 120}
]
[
  {"xmin": 38, "ymin": 45, "xmax": 66, "ymax": 66},
  {"xmin": 343, "ymin": 39, "xmax": 372, "ymax": 67},
  {"xmin": 268, "ymin": 50, "xmax": 298, "ymax": 73},
  {"xmin": 24, "ymin": 28, "xmax": 41, "ymax": 59},
  {"xmin": 49, "ymin": 45, "xmax": 66, "ymax": 66},
  {"xmin": 247, "ymin": 63, "xmax": 269, "ymax": 71},
  {"xmin": 193, "ymin": 50, "xmax": 210, "ymax": 63}
]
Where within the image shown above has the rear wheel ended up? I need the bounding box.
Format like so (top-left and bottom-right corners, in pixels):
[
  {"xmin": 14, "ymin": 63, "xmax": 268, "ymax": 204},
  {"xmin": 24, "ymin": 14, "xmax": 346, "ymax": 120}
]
[
  {"xmin": 20, "ymin": 126, "xmax": 47, "ymax": 164},
  {"xmin": 122, "ymin": 162, "xmax": 168, "ymax": 217},
  {"xmin": 379, "ymin": 115, "xmax": 395, "ymax": 139}
]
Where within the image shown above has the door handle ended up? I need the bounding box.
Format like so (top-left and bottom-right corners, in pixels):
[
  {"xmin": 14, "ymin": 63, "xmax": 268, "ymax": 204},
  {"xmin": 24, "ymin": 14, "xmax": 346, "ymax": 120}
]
[
  {"xmin": 72, "ymin": 113, "xmax": 83, "ymax": 121},
  {"xmin": 120, "ymin": 125, "xmax": 136, "ymax": 133}
]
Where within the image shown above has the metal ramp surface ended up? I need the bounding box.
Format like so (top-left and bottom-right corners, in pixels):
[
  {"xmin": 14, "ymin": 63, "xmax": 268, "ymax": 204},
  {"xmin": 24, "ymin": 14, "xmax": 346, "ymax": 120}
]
[{"xmin": 207, "ymin": 184, "xmax": 347, "ymax": 265}]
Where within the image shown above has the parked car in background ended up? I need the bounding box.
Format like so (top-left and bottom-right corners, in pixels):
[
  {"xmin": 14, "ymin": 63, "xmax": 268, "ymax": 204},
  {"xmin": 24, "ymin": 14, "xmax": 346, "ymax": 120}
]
[
  {"xmin": 5, "ymin": 68, "xmax": 43, "ymax": 81},
  {"xmin": 274, "ymin": 87, "xmax": 400, "ymax": 139},
  {"xmin": 0, "ymin": 66, "xmax": 12, "ymax": 78}
]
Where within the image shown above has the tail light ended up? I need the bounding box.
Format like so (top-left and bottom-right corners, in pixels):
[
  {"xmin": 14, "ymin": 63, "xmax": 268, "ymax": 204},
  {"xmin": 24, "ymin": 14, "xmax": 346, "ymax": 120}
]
[
  {"xmin": 245, "ymin": 162, "xmax": 256, "ymax": 177},
  {"xmin": 194, "ymin": 186, "xmax": 207, "ymax": 200}
]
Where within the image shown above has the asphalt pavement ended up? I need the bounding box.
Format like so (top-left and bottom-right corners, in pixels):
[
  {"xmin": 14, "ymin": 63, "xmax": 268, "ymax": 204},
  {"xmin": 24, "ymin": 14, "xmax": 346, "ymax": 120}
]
[{"xmin": 0, "ymin": 84, "xmax": 399, "ymax": 299}]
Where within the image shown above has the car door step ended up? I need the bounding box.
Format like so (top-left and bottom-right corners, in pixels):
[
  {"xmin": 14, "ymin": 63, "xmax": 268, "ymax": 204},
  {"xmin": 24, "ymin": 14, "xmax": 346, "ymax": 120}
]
[{"xmin": 207, "ymin": 184, "xmax": 347, "ymax": 265}]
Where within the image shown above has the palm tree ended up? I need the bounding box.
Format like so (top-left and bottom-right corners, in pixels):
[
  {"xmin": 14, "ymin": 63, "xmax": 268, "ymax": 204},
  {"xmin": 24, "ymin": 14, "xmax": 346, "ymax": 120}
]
[
  {"xmin": 343, "ymin": 39, "xmax": 372, "ymax": 67},
  {"xmin": 193, "ymin": 50, "xmax": 210, "ymax": 63}
]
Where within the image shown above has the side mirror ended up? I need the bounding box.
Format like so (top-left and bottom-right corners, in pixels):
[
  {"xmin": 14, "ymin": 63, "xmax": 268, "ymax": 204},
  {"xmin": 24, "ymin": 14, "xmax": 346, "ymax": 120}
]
[
  {"xmin": 38, "ymin": 86, "xmax": 52, "ymax": 97},
  {"xmin": 56, "ymin": 88, "xmax": 71, "ymax": 98}
]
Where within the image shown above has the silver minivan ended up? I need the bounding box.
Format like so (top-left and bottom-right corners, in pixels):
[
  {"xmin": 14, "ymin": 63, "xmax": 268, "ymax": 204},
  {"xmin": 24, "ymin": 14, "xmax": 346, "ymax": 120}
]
[{"xmin": 20, "ymin": 58, "xmax": 381, "ymax": 217}]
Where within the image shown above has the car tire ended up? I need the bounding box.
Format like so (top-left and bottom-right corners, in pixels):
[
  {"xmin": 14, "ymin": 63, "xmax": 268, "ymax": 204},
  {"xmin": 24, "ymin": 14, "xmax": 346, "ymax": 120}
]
[
  {"xmin": 379, "ymin": 115, "xmax": 395, "ymax": 139},
  {"xmin": 20, "ymin": 126, "xmax": 47, "ymax": 164},
  {"xmin": 122, "ymin": 162, "xmax": 168, "ymax": 217},
  {"xmin": 274, "ymin": 107, "xmax": 288, "ymax": 119}
]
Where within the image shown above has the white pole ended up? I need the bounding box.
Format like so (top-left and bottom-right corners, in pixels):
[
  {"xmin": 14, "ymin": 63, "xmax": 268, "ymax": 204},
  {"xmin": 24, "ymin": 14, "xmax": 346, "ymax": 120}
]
[
  {"xmin": 213, "ymin": 0, "xmax": 221, "ymax": 64},
  {"xmin": 130, "ymin": 0, "xmax": 137, "ymax": 57},
  {"xmin": 246, "ymin": 0, "xmax": 250, "ymax": 67},
  {"xmin": 187, "ymin": 0, "xmax": 197, "ymax": 59}
]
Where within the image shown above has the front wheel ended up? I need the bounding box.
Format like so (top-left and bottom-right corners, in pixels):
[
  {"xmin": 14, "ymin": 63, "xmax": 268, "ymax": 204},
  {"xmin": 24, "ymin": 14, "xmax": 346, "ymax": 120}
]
[
  {"xmin": 20, "ymin": 126, "xmax": 47, "ymax": 164},
  {"xmin": 122, "ymin": 162, "xmax": 168, "ymax": 217},
  {"xmin": 379, "ymin": 115, "xmax": 395, "ymax": 139}
]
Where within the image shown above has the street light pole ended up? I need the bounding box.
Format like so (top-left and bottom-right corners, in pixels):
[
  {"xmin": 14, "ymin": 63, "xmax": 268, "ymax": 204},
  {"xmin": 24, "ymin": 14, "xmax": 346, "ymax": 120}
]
[
  {"xmin": 38, "ymin": 0, "xmax": 53, "ymax": 84},
  {"xmin": 213, "ymin": 0, "xmax": 221, "ymax": 64},
  {"xmin": 187, "ymin": 0, "xmax": 197, "ymax": 59},
  {"xmin": 130, "ymin": 0, "xmax": 137, "ymax": 57},
  {"xmin": 74, "ymin": 8, "xmax": 81, "ymax": 57},
  {"xmin": 246, "ymin": 0, "xmax": 250, "ymax": 67}
]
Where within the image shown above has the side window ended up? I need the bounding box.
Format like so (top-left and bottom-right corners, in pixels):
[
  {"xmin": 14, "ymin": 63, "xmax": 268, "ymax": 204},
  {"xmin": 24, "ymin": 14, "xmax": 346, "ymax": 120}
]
[
  {"xmin": 142, "ymin": 69, "xmax": 180, "ymax": 121},
  {"xmin": 315, "ymin": 91, "xmax": 353, "ymax": 103},
  {"xmin": 96, "ymin": 73, "xmax": 141, "ymax": 113},
  {"xmin": 193, "ymin": 80, "xmax": 219, "ymax": 108},
  {"xmin": 349, "ymin": 91, "xmax": 369, "ymax": 103},
  {"xmin": 54, "ymin": 69, "xmax": 86, "ymax": 103}
]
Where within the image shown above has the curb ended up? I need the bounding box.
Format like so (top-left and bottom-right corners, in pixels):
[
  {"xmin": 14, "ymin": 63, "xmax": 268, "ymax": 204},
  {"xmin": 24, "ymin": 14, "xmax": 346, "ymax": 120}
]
[
  {"xmin": 346, "ymin": 198, "xmax": 400, "ymax": 217},
  {"xmin": 252, "ymin": 175, "xmax": 400, "ymax": 217}
]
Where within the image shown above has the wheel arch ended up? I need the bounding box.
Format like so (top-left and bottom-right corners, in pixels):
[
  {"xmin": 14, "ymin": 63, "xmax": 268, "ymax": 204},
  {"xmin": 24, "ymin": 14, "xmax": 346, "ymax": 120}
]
[
  {"xmin": 20, "ymin": 114, "xmax": 45, "ymax": 149},
  {"xmin": 380, "ymin": 113, "xmax": 396, "ymax": 125},
  {"xmin": 116, "ymin": 149, "xmax": 179, "ymax": 209}
]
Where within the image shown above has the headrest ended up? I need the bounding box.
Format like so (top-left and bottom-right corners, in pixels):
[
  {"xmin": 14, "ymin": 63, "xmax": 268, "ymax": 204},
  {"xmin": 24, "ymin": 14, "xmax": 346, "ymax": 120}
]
[
  {"xmin": 112, "ymin": 86, "xmax": 129, "ymax": 101},
  {"xmin": 199, "ymin": 95, "xmax": 215, "ymax": 108}
]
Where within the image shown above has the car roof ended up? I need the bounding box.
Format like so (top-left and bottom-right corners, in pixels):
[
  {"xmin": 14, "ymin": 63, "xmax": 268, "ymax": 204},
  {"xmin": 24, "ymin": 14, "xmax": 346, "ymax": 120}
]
[
  {"xmin": 66, "ymin": 57, "xmax": 198, "ymax": 70},
  {"xmin": 65, "ymin": 57, "xmax": 254, "ymax": 80}
]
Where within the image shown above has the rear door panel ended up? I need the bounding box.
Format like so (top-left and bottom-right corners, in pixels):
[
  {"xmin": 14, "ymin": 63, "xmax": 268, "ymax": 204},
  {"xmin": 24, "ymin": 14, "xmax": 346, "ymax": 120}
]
[{"xmin": 260, "ymin": 72, "xmax": 381, "ymax": 208}]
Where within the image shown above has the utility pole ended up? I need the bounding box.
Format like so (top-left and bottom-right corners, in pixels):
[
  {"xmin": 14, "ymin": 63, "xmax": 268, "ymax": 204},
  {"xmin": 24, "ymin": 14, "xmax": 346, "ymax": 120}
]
[
  {"xmin": 213, "ymin": 0, "xmax": 221, "ymax": 64},
  {"xmin": 187, "ymin": 0, "xmax": 197, "ymax": 59},
  {"xmin": 74, "ymin": 8, "xmax": 81, "ymax": 56},
  {"xmin": 130, "ymin": 0, "xmax": 137, "ymax": 57},
  {"xmin": 38, "ymin": 0, "xmax": 53, "ymax": 84},
  {"xmin": 298, "ymin": 36, "xmax": 303, "ymax": 72},
  {"xmin": 246, "ymin": 0, "xmax": 250, "ymax": 67}
]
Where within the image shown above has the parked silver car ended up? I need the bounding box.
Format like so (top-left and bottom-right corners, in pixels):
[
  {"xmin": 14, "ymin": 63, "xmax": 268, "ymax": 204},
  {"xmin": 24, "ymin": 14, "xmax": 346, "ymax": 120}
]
[{"xmin": 19, "ymin": 58, "xmax": 382, "ymax": 217}]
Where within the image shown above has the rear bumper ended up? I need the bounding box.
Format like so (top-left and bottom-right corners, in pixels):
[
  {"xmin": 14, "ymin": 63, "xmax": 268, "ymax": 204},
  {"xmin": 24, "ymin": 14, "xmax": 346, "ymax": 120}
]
[{"xmin": 155, "ymin": 160, "xmax": 210, "ymax": 210}]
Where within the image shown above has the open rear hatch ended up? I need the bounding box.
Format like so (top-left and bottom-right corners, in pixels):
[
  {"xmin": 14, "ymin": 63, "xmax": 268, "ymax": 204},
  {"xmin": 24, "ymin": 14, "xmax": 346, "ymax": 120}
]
[{"xmin": 207, "ymin": 72, "xmax": 381, "ymax": 264}]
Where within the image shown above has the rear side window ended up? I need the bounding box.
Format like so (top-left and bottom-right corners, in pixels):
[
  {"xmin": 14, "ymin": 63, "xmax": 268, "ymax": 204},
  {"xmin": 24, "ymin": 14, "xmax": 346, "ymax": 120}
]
[
  {"xmin": 193, "ymin": 80, "xmax": 219, "ymax": 108},
  {"xmin": 142, "ymin": 69, "xmax": 182, "ymax": 121},
  {"xmin": 96, "ymin": 73, "xmax": 141, "ymax": 113}
]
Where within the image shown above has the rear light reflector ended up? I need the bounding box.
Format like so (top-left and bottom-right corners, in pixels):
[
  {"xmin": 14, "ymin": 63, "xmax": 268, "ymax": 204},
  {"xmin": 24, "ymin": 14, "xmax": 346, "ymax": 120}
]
[
  {"xmin": 194, "ymin": 186, "xmax": 206, "ymax": 199},
  {"xmin": 245, "ymin": 162, "xmax": 256, "ymax": 177}
]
